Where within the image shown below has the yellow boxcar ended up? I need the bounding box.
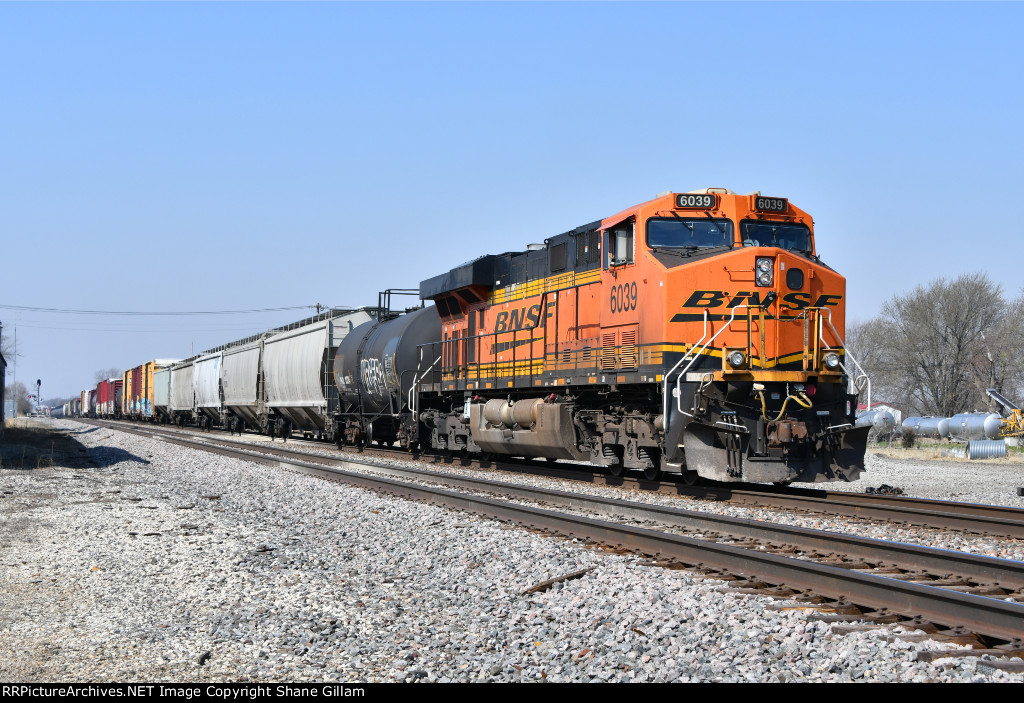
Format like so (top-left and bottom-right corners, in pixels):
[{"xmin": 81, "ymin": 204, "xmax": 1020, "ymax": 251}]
[{"xmin": 124, "ymin": 360, "xmax": 180, "ymax": 420}]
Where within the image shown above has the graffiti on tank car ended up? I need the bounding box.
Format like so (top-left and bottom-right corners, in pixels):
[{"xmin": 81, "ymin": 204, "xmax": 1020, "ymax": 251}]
[
  {"xmin": 494, "ymin": 301, "xmax": 556, "ymax": 333},
  {"xmin": 360, "ymin": 358, "xmax": 389, "ymax": 398}
]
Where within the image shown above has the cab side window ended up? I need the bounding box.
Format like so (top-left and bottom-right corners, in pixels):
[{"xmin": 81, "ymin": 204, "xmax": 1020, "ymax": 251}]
[{"xmin": 608, "ymin": 222, "xmax": 634, "ymax": 267}]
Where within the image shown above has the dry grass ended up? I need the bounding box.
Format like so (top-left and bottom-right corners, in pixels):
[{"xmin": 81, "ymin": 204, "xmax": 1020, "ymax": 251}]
[
  {"xmin": 871, "ymin": 443, "xmax": 1024, "ymax": 464},
  {"xmin": 0, "ymin": 419, "xmax": 86, "ymax": 470}
]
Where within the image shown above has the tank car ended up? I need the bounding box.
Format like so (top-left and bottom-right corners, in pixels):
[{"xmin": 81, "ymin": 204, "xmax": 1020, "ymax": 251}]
[
  {"xmin": 399, "ymin": 188, "xmax": 869, "ymax": 483},
  {"xmin": 333, "ymin": 306, "xmax": 441, "ymax": 447}
]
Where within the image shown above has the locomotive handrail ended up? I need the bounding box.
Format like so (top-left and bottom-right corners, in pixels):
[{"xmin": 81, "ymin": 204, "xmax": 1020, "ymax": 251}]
[
  {"xmin": 663, "ymin": 302, "xmax": 851, "ymax": 439},
  {"xmin": 409, "ymin": 353, "xmax": 443, "ymax": 417},
  {"xmin": 675, "ymin": 306, "xmax": 754, "ymax": 416},
  {"xmin": 662, "ymin": 310, "xmax": 709, "ymax": 430},
  {"xmin": 817, "ymin": 308, "xmax": 871, "ymax": 413}
]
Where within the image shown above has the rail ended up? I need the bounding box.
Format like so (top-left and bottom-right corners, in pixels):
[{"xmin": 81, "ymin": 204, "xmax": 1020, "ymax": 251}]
[{"xmin": 79, "ymin": 417, "xmax": 1024, "ymax": 643}]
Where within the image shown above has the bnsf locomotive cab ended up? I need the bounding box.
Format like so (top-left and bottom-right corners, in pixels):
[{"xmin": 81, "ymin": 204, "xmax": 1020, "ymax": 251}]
[{"xmin": 408, "ymin": 188, "xmax": 870, "ymax": 484}]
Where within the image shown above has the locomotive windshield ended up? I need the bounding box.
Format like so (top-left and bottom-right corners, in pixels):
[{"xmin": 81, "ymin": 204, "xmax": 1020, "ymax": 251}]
[
  {"xmin": 646, "ymin": 218, "xmax": 733, "ymax": 249},
  {"xmin": 740, "ymin": 221, "xmax": 812, "ymax": 254}
]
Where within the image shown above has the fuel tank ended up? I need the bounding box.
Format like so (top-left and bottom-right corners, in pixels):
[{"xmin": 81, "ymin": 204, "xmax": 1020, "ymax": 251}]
[
  {"xmin": 901, "ymin": 416, "xmax": 950, "ymax": 439},
  {"xmin": 948, "ymin": 412, "xmax": 1002, "ymax": 441},
  {"xmin": 333, "ymin": 306, "xmax": 441, "ymax": 415},
  {"xmin": 856, "ymin": 409, "xmax": 896, "ymax": 435}
]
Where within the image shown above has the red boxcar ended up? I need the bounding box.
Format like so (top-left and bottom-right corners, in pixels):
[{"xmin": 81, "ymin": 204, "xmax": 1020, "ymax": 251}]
[{"xmin": 94, "ymin": 378, "xmax": 123, "ymax": 418}]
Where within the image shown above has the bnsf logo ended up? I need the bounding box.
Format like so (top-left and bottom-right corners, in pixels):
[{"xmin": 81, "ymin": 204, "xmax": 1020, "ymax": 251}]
[
  {"xmin": 681, "ymin": 291, "xmax": 843, "ymax": 309},
  {"xmin": 494, "ymin": 301, "xmax": 556, "ymax": 333}
]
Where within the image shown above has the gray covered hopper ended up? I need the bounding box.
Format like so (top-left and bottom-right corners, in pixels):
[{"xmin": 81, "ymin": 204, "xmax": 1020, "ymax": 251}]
[
  {"xmin": 220, "ymin": 339, "xmax": 264, "ymax": 429},
  {"xmin": 263, "ymin": 309, "xmax": 373, "ymax": 432}
]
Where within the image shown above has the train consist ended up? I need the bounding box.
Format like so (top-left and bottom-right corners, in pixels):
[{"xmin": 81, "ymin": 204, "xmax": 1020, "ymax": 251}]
[{"xmin": 70, "ymin": 188, "xmax": 870, "ymax": 484}]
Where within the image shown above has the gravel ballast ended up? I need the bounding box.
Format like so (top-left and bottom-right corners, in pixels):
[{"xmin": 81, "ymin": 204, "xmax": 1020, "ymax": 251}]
[{"xmin": 1, "ymin": 419, "xmax": 1022, "ymax": 682}]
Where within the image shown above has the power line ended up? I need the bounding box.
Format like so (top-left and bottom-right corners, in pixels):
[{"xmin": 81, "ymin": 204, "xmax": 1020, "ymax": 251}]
[
  {"xmin": 0, "ymin": 304, "xmax": 316, "ymax": 316},
  {"xmin": 11, "ymin": 322, "xmax": 273, "ymax": 334}
]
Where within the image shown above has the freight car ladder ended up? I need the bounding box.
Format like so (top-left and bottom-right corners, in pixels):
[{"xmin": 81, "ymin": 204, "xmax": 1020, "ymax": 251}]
[{"xmin": 985, "ymin": 388, "xmax": 1024, "ymax": 438}]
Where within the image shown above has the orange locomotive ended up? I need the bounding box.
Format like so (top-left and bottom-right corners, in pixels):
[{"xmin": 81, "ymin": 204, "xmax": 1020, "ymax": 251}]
[{"xmin": 414, "ymin": 188, "xmax": 870, "ymax": 484}]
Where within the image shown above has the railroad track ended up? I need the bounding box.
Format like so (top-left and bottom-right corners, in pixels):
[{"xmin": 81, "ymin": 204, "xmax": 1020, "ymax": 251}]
[
  {"xmin": 79, "ymin": 418, "xmax": 1024, "ymax": 539},
  {"xmin": 78, "ymin": 417, "xmax": 1024, "ymax": 648}
]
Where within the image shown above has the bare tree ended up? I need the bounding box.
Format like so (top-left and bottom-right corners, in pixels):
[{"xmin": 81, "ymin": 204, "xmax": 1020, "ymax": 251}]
[
  {"xmin": 971, "ymin": 288, "xmax": 1024, "ymax": 409},
  {"xmin": 845, "ymin": 317, "xmax": 895, "ymax": 401},
  {"xmin": 864, "ymin": 272, "xmax": 1007, "ymax": 417},
  {"xmin": 0, "ymin": 328, "xmax": 19, "ymax": 362},
  {"xmin": 5, "ymin": 382, "xmax": 31, "ymax": 416},
  {"xmin": 93, "ymin": 368, "xmax": 122, "ymax": 383}
]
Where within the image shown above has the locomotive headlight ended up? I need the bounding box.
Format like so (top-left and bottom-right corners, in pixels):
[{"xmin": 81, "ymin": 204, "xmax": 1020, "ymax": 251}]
[
  {"xmin": 823, "ymin": 352, "xmax": 841, "ymax": 370},
  {"xmin": 755, "ymin": 257, "xmax": 774, "ymax": 287},
  {"xmin": 727, "ymin": 350, "xmax": 746, "ymax": 369}
]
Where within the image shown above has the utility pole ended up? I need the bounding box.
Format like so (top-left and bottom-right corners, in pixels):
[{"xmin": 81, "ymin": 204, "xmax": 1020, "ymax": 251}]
[{"xmin": 981, "ymin": 332, "xmax": 996, "ymax": 413}]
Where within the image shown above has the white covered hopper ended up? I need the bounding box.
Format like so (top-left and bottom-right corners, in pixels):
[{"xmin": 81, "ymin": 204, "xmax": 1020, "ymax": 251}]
[
  {"xmin": 221, "ymin": 339, "xmax": 264, "ymax": 429},
  {"xmin": 263, "ymin": 310, "xmax": 373, "ymax": 432}
]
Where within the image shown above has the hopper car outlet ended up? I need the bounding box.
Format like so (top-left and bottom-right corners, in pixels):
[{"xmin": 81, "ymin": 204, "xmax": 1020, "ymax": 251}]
[{"xmin": 73, "ymin": 189, "xmax": 870, "ymax": 485}]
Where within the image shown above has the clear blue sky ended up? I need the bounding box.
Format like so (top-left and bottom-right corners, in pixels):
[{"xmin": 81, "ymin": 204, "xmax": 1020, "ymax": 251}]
[{"xmin": 2, "ymin": 2, "xmax": 1021, "ymax": 400}]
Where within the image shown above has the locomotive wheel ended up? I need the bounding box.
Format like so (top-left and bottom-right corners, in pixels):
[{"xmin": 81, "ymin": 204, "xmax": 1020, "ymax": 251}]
[
  {"xmin": 681, "ymin": 470, "xmax": 700, "ymax": 486},
  {"xmin": 607, "ymin": 463, "xmax": 626, "ymax": 478},
  {"xmin": 643, "ymin": 466, "xmax": 662, "ymax": 481}
]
